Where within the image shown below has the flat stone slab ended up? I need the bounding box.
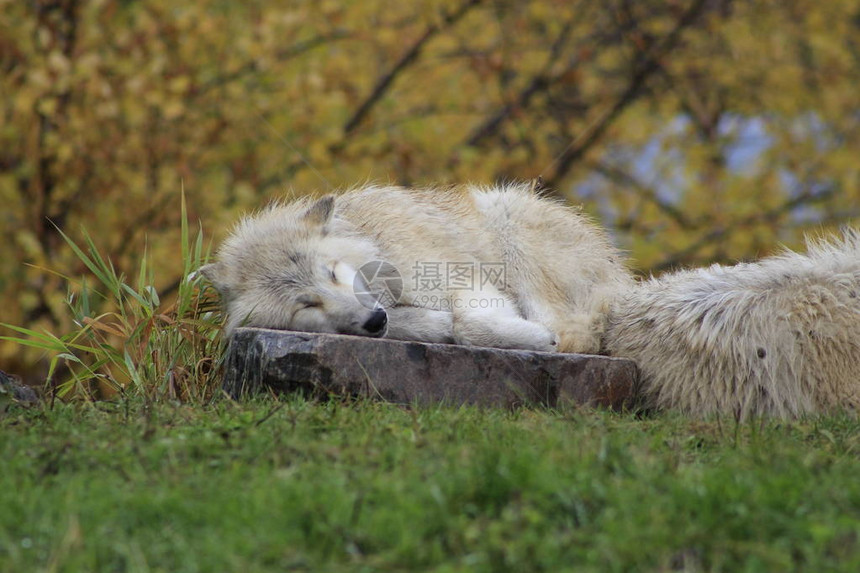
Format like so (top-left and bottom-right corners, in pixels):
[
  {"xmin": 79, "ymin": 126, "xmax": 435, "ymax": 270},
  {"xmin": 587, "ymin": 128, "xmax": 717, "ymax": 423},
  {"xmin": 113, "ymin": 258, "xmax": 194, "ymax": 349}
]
[{"xmin": 223, "ymin": 327, "xmax": 639, "ymax": 410}]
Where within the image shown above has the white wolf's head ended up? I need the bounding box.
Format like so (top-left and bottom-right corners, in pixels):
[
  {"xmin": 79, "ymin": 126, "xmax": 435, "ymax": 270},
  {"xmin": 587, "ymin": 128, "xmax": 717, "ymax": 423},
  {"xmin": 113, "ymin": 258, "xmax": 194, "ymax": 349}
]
[{"xmin": 201, "ymin": 196, "xmax": 388, "ymax": 338}]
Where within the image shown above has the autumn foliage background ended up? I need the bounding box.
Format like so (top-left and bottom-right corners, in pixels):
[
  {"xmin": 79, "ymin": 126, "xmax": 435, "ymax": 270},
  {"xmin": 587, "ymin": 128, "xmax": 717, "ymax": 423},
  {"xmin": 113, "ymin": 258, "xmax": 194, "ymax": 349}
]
[{"xmin": 2, "ymin": 0, "xmax": 859, "ymax": 380}]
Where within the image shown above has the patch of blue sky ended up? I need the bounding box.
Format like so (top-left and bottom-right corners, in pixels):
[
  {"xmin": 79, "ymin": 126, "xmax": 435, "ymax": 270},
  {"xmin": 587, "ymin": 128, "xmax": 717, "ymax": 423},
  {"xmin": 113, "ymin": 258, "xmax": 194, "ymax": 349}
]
[
  {"xmin": 719, "ymin": 114, "xmax": 773, "ymax": 173},
  {"xmin": 573, "ymin": 112, "xmax": 834, "ymax": 230}
]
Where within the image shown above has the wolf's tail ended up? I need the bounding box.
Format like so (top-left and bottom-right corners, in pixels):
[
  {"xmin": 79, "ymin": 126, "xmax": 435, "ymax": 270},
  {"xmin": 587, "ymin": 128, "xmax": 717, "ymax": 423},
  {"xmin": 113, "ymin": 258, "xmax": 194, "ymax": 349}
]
[{"xmin": 604, "ymin": 230, "xmax": 860, "ymax": 419}]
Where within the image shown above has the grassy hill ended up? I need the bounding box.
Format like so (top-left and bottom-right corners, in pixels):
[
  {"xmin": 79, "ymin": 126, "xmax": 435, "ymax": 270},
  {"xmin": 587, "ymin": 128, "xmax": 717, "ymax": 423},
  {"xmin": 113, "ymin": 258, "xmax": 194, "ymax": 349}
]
[{"xmin": 2, "ymin": 398, "xmax": 859, "ymax": 572}]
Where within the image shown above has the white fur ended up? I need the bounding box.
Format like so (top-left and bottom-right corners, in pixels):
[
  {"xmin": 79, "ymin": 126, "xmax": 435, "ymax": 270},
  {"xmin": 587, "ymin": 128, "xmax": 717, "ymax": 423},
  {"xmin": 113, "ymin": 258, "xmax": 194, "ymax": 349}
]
[
  {"xmin": 603, "ymin": 230, "xmax": 860, "ymax": 418},
  {"xmin": 203, "ymin": 183, "xmax": 631, "ymax": 353},
  {"xmin": 204, "ymin": 183, "xmax": 860, "ymax": 418}
]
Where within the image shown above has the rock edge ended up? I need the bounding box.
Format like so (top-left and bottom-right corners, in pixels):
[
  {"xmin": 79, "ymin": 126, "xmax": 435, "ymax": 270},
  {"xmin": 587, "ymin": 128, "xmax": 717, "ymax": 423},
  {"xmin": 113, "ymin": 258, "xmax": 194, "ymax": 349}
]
[{"xmin": 223, "ymin": 328, "xmax": 639, "ymax": 410}]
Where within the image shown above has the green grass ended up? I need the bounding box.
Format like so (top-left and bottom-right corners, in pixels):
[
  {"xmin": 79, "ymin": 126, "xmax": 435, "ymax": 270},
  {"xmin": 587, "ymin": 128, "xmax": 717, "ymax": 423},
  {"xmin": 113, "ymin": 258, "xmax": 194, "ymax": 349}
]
[
  {"xmin": 2, "ymin": 399, "xmax": 860, "ymax": 572},
  {"xmin": 1, "ymin": 191, "xmax": 223, "ymax": 402}
]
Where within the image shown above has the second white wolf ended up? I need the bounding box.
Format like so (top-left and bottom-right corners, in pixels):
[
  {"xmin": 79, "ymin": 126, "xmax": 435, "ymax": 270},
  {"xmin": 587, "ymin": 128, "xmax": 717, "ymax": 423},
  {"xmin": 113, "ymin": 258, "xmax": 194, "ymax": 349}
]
[{"xmin": 605, "ymin": 231, "xmax": 860, "ymax": 418}]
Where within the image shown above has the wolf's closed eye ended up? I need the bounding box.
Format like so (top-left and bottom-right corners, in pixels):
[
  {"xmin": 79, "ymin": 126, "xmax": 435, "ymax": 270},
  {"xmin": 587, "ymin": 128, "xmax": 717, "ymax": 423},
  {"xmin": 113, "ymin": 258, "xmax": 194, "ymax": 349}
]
[
  {"xmin": 297, "ymin": 294, "xmax": 323, "ymax": 309},
  {"xmin": 326, "ymin": 262, "xmax": 340, "ymax": 283}
]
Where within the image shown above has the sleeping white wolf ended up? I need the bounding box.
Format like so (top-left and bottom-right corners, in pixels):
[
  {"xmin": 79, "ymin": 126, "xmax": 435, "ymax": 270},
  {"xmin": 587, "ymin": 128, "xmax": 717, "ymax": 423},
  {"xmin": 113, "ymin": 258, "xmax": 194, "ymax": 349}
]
[{"xmin": 201, "ymin": 183, "xmax": 860, "ymax": 418}]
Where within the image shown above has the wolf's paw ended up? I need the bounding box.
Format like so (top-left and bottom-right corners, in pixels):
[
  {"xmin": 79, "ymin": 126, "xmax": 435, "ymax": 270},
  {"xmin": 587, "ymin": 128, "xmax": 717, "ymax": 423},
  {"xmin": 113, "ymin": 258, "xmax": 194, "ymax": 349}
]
[
  {"xmin": 451, "ymin": 313, "xmax": 558, "ymax": 352},
  {"xmin": 516, "ymin": 322, "xmax": 559, "ymax": 353},
  {"xmin": 555, "ymin": 327, "xmax": 600, "ymax": 354}
]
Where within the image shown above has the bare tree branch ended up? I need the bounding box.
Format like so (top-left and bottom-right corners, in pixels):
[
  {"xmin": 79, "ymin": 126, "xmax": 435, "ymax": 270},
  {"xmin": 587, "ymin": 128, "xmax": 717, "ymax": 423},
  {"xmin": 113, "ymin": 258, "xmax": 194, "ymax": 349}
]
[
  {"xmin": 339, "ymin": 0, "xmax": 485, "ymax": 139},
  {"xmin": 197, "ymin": 31, "xmax": 351, "ymax": 96},
  {"xmin": 543, "ymin": 0, "xmax": 711, "ymax": 189},
  {"xmin": 463, "ymin": 18, "xmax": 576, "ymax": 147},
  {"xmin": 589, "ymin": 160, "xmax": 694, "ymax": 229},
  {"xmin": 652, "ymin": 186, "xmax": 837, "ymax": 272},
  {"xmin": 659, "ymin": 65, "xmax": 726, "ymax": 140}
]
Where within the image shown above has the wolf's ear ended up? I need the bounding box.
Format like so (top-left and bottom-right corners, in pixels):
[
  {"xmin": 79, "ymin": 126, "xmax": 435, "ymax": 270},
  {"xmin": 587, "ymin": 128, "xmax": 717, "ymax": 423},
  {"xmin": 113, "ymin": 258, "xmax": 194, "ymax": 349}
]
[
  {"xmin": 302, "ymin": 195, "xmax": 335, "ymax": 227},
  {"xmin": 198, "ymin": 262, "xmax": 229, "ymax": 296}
]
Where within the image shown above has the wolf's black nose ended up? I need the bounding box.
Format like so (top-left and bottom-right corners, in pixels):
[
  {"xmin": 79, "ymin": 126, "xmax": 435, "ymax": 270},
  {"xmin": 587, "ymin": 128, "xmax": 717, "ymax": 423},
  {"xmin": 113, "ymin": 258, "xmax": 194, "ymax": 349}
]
[{"xmin": 362, "ymin": 309, "xmax": 388, "ymax": 334}]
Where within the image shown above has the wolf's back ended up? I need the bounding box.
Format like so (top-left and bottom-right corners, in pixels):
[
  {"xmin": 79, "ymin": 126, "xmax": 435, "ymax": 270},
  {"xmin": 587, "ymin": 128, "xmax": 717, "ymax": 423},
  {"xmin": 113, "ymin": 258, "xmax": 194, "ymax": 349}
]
[{"xmin": 604, "ymin": 230, "xmax": 860, "ymax": 418}]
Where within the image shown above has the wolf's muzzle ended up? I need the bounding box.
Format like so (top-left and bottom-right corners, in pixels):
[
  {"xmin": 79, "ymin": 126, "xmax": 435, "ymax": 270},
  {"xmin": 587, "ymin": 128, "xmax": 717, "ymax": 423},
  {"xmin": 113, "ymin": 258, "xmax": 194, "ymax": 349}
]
[{"xmin": 362, "ymin": 309, "xmax": 388, "ymax": 335}]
